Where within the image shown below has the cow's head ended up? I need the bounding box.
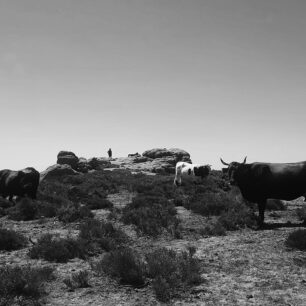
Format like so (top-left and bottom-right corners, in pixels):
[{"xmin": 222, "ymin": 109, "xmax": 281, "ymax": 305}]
[
  {"xmin": 220, "ymin": 156, "xmax": 247, "ymax": 185},
  {"xmin": 194, "ymin": 164, "xmax": 211, "ymax": 178}
]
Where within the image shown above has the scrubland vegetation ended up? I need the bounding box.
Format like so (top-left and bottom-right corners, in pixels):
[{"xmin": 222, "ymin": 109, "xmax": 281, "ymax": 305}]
[{"xmin": 1, "ymin": 167, "xmax": 306, "ymax": 305}]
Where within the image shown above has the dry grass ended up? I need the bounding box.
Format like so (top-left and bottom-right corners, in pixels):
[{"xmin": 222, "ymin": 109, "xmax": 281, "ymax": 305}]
[{"xmin": 0, "ymin": 169, "xmax": 306, "ymax": 305}]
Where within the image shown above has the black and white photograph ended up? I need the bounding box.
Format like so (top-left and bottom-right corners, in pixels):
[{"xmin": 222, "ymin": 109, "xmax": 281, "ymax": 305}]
[{"xmin": 1, "ymin": 1, "xmax": 306, "ymax": 305}]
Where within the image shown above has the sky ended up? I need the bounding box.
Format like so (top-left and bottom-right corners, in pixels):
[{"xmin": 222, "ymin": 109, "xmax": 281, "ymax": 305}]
[{"xmin": 1, "ymin": 0, "xmax": 306, "ymax": 171}]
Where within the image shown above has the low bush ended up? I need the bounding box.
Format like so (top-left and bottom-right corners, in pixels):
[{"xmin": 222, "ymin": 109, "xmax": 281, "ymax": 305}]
[
  {"xmin": 63, "ymin": 270, "xmax": 90, "ymax": 290},
  {"xmin": 0, "ymin": 265, "xmax": 54, "ymax": 305},
  {"xmin": 78, "ymin": 219, "xmax": 128, "ymax": 253},
  {"xmin": 285, "ymin": 229, "xmax": 306, "ymax": 250},
  {"xmin": 0, "ymin": 228, "xmax": 27, "ymax": 251},
  {"xmin": 133, "ymin": 177, "xmax": 176, "ymax": 199},
  {"xmin": 187, "ymin": 190, "xmax": 256, "ymax": 230},
  {"xmin": 199, "ymin": 219, "xmax": 226, "ymax": 236},
  {"xmin": 296, "ymin": 207, "xmax": 306, "ymax": 222},
  {"xmin": 7, "ymin": 198, "xmax": 38, "ymax": 221},
  {"xmin": 57, "ymin": 203, "xmax": 93, "ymax": 223},
  {"xmin": 93, "ymin": 247, "xmax": 146, "ymax": 287},
  {"xmin": 146, "ymin": 246, "xmax": 202, "ymax": 302},
  {"xmin": 36, "ymin": 201, "xmax": 58, "ymax": 218},
  {"xmin": 188, "ymin": 192, "xmax": 232, "ymax": 216},
  {"xmin": 28, "ymin": 234, "xmax": 86, "ymax": 263},
  {"xmin": 218, "ymin": 201, "xmax": 257, "ymax": 230},
  {"xmin": 38, "ymin": 180, "xmax": 71, "ymax": 206},
  {"xmin": 85, "ymin": 197, "xmax": 113, "ymax": 210},
  {"xmin": 121, "ymin": 195, "xmax": 180, "ymax": 237}
]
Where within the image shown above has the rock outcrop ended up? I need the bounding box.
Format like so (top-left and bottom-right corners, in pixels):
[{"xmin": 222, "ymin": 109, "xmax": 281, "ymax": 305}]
[
  {"xmin": 48, "ymin": 148, "xmax": 192, "ymax": 177},
  {"xmin": 57, "ymin": 151, "xmax": 79, "ymax": 170},
  {"xmin": 40, "ymin": 164, "xmax": 79, "ymax": 181},
  {"xmin": 87, "ymin": 157, "xmax": 113, "ymax": 170},
  {"xmin": 110, "ymin": 148, "xmax": 192, "ymax": 174},
  {"xmin": 142, "ymin": 148, "xmax": 191, "ymax": 162}
]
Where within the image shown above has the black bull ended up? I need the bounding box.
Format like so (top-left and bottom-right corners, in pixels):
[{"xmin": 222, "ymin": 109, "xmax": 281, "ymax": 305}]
[
  {"xmin": 0, "ymin": 167, "xmax": 40, "ymax": 201},
  {"xmin": 221, "ymin": 157, "xmax": 306, "ymax": 226}
]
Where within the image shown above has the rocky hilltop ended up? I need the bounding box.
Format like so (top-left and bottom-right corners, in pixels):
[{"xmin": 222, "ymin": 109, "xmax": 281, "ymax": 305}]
[{"xmin": 40, "ymin": 148, "xmax": 192, "ymax": 180}]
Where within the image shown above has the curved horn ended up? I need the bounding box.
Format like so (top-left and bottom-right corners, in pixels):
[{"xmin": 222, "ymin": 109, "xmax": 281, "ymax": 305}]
[
  {"xmin": 220, "ymin": 158, "xmax": 229, "ymax": 166},
  {"xmin": 242, "ymin": 156, "xmax": 247, "ymax": 164}
]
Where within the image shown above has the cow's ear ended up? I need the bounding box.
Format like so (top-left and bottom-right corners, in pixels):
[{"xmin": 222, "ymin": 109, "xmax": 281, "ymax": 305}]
[{"xmin": 222, "ymin": 168, "xmax": 228, "ymax": 174}]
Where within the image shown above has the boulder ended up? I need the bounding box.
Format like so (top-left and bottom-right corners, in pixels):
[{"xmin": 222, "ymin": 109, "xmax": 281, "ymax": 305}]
[
  {"xmin": 40, "ymin": 164, "xmax": 79, "ymax": 181},
  {"xmin": 76, "ymin": 158, "xmax": 90, "ymax": 173},
  {"xmin": 57, "ymin": 151, "xmax": 79, "ymax": 170},
  {"xmin": 87, "ymin": 157, "xmax": 112, "ymax": 170},
  {"xmin": 142, "ymin": 148, "xmax": 191, "ymax": 163}
]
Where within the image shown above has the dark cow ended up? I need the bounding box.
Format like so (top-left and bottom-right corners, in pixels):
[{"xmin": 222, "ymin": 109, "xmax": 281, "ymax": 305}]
[
  {"xmin": 174, "ymin": 162, "xmax": 211, "ymax": 186},
  {"xmin": 220, "ymin": 156, "xmax": 306, "ymax": 226},
  {"xmin": 0, "ymin": 167, "xmax": 40, "ymax": 201}
]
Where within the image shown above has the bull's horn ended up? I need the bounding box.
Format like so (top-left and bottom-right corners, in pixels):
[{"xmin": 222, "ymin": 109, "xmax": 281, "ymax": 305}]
[
  {"xmin": 242, "ymin": 156, "xmax": 247, "ymax": 164},
  {"xmin": 220, "ymin": 158, "xmax": 229, "ymax": 166}
]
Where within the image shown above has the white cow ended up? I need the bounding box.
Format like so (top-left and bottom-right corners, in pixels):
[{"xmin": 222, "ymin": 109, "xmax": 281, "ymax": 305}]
[{"xmin": 174, "ymin": 162, "xmax": 211, "ymax": 186}]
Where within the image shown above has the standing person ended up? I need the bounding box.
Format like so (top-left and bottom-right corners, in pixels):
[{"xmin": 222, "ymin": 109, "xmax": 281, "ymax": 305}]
[{"xmin": 107, "ymin": 148, "xmax": 112, "ymax": 158}]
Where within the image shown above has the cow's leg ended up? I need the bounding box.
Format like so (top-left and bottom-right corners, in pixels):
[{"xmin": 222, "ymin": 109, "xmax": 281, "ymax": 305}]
[
  {"xmin": 174, "ymin": 167, "xmax": 182, "ymax": 186},
  {"xmin": 174, "ymin": 174, "xmax": 178, "ymax": 186},
  {"xmin": 174, "ymin": 176, "xmax": 182, "ymax": 186},
  {"xmin": 258, "ymin": 200, "xmax": 266, "ymax": 227}
]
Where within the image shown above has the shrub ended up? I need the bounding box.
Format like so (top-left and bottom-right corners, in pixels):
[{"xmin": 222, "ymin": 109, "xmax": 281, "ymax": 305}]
[
  {"xmin": 218, "ymin": 201, "xmax": 257, "ymax": 230},
  {"xmin": 38, "ymin": 180, "xmax": 71, "ymax": 206},
  {"xmin": 62, "ymin": 170, "xmax": 124, "ymax": 197},
  {"xmin": 285, "ymin": 229, "xmax": 306, "ymax": 250},
  {"xmin": 187, "ymin": 190, "xmax": 256, "ymax": 230},
  {"xmin": 85, "ymin": 197, "xmax": 113, "ymax": 210},
  {"xmin": 0, "ymin": 265, "xmax": 54, "ymax": 305},
  {"xmin": 132, "ymin": 175, "xmax": 176, "ymax": 199},
  {"xmin": 36, "ymin": 201, "xmax": 58, "ymax": 218},
  {"xmin": 188, "ymin": 192, "xmax": 231, "ymax": 216},
  {"xmin": 57, "ymin": 203, "xmax": 93, "ymax": 223},
  {"xmin": 78, "ymin": 219, "xmax": 128, "ymax": 253},
  {"xmin": 0, "ymin": 228, "xmax": 27, "ymax": 251},
  {"xmin": 296, "ymin": 207, "xmax": 306, "ymax": 222},
  {"xmin": 121, "ymin": 195, "xmax": 180, "ymax": 236},
  {"xmin": 63, "ymin": 270, "xmax": 90, "ymax": 290},
  {"xmin": 199, "ymin": 219, "xmax": 226, "ymax": 236},
  {"xmin": 7, "ymin": 198, "xmax": 38, "ymax": 221},
  {"xmin": 146, "ymin": 247, "xmax": 202, "ymax": 302},
  {"xmin": 29, "ymin": 234, "xmax": 86, "ymax": 263},
  {"xmin": 94, "ymin": 247, "xmax": 146, "ymax": 287}
]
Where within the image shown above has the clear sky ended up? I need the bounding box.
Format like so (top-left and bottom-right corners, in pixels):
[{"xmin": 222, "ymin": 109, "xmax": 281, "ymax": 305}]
[{"xmin": 1, "ymin": 0, "xmax": 306, "ymax": 171}]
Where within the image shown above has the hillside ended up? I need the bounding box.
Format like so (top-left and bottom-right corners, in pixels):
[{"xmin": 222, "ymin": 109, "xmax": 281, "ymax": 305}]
[{"xmin": 0, "ymin": 154, "xmax": 306, "ymax": 305}]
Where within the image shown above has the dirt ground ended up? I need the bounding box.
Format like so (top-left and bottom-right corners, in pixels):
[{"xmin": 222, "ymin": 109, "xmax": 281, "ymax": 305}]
[{"xmin": 1, "ymin": 192, "xmax": 306, "ymax": 306}]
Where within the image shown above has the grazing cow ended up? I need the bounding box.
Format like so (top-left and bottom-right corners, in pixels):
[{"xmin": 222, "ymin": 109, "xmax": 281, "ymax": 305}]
[
  {"xmin": 0, "ymin": 167, "xmax": 40, "ymax": 201},
  {"xmin": 220, "ymin": 156, "xmax": 306, "ymax": 226},
  {"xmin": 174, "ymin": 162, "xmax": 211, "ymax": 186}
]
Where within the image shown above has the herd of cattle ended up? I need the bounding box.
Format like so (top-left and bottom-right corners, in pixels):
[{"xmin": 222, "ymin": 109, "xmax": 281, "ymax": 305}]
[{"xmin": 1, "ymin": 157, "xmax": 306, "ymax": 227}]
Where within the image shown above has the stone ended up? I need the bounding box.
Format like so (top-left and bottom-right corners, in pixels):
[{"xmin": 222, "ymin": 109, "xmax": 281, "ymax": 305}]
[
  {"xmin": 142, "ymin": 148, "xmax": 191, "ymax": 163},
  {"xmin": 57, "ymin": 151, "xmax": 79, "ymax": 170},
  {"xmin": 40, "ymin": 164, "xmax": 79, "ymax": 181}
]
